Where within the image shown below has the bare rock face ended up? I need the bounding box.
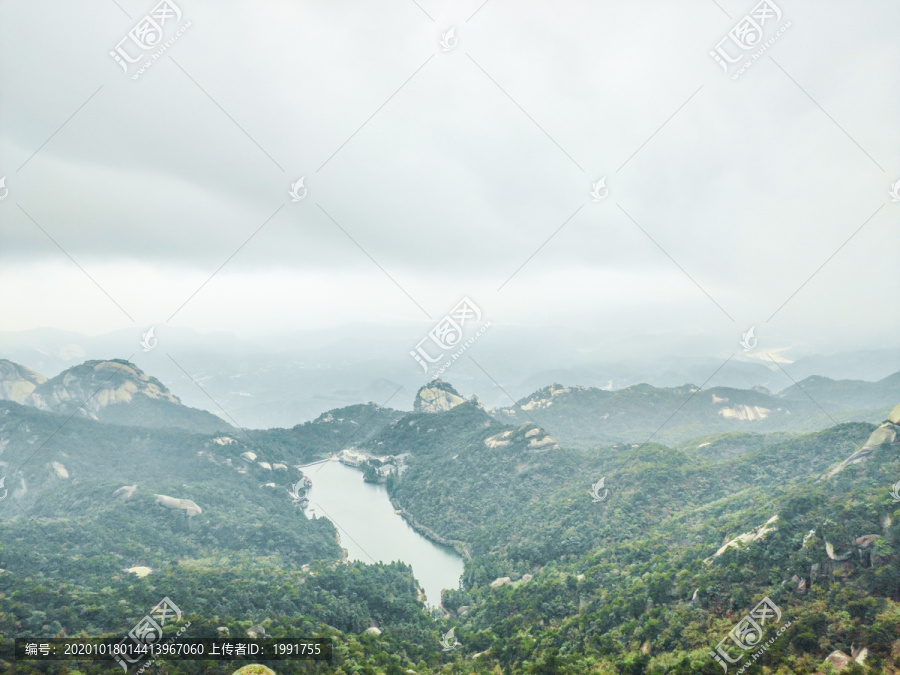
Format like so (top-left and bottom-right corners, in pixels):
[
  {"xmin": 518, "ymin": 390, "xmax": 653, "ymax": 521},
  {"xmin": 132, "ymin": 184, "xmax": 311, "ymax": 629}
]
[
  {"xmin": 890, "ymin": 403, "xmax": 900, "ymax": 425},
  {"xmin": 2, "ymin": 358, "xmax": 228, "ymax": 433},
  {"xmin": 519, "ymin": 384, "xmax": 575, "ymax": 411},
  {"xmin": 125, "ymin": 566, "xmax": 153, "ymax": 578},
  {"xmin": 26, "ymin": 360, "xmax": 180, "ymax": 420},
  {"xmin": 154, "ymin": 494, "xmax": 202, "ymax": 517},
  {"xmin": 714, "ymin": 516, "xmax": 778, "ymax": 557},
  {"xmin": 825, "ymin": 541, "xmax": 853, "ymax": 562},
  {"xmin": 529, "ymin": 435, "xmax": 559, "ymax": 450},
  {"xmin": 490, "ymin": 576, "xmax": 511, "ymax": 588},
  {"xmin": 50, "ymin": 462, "xmax": 69, "ymax": 479},
  {"xmin": 484, "ymin": 431, "xmax": 512, "ymax": 448},
  {"xmin": 823, "ymin": 650, "xmax": 852, "ymax": 670},
  {"xmin": 855, "ymin": 534, "xmax": 879, "ymax": 548},
  {"xmin": 113, "ymin": 485, "xmax": 137, "ymax": 500},
  {"xmin": 485, "ymin": 423, "xmax": 558, "ymax": 451},
  {"xmin": 717, "ymin": 404, "xmax": 770, "ymax": 421},
  {"xmin": 0, "ymin": 360, "xmax": 47, "ymax": 404},
  {"xmin": 414, "ymin": 380, "xmax": 466, "ymax": 413},
  {"xmin": 825, "ymin": 404, "xmax": 900, "ymax": 478}
]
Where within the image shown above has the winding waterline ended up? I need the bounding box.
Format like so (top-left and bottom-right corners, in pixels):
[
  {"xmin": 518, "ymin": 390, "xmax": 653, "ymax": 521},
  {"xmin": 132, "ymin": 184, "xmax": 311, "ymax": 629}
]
[{"xmin": 304, "ymin": 460, "xmax": 464, "ymax": 607}]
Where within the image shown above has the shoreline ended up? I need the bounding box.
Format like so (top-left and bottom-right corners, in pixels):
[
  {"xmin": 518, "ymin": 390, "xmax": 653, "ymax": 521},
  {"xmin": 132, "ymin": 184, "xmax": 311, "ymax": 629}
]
[{"xmin": 390, "ymin": 499, "xmax": 472, "ymax": 561}]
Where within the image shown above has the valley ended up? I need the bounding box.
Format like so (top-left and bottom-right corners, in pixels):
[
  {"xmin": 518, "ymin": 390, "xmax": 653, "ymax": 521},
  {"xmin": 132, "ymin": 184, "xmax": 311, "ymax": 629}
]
[{"xmin": 0, "ymin": 358, "xmax": 899, "ymax": 673}]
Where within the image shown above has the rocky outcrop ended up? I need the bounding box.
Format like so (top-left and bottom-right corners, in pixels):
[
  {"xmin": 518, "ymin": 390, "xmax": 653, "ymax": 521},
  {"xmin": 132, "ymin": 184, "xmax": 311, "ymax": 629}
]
[
  {"xmin": 154, "ymin": 494, "xmax": 202, "ymax": 517},
  {"xmin": 529, "ymin": 434, "xmax": 559, "ymax": 450},
  {"xmin": 0, "ymin": 360, "xmax": 47, "ymax": 404},
  {"xmin": 27, "ymin": 360, "xmax": 179, "ymax": 419},
  {"xmin": 125, "ymin": 565, "xmax": 152, "ymax": 578},
  {"xmin": 50, "ymin": 461, "xmax": 69, "ymax": 479},
  {"xmin": 890, "ymin": 402, "xmax": 900, "ymax": 425},
  {"xmin": 818, "ymin": 646, "xmax": 868, "ymax": 672},
  {"xmin": 485, "ymin": 423, "xmax": 558, "ymax": 451},
  {"xmin": 414, "ymin": 380, "xmax": 466, "ymax": 413},
  {"xmin": 825, "ymin": 404, "xmax": 900, "ymax": 478},
  {"xmin": 825, "ymin": 541, "xmax": 853, "ymax": 562},
  {"xmin": 490, "ymin": 576, "xmax": 511, "ymax": 587},
  {"xmin": 717, "ymin": 404, "xmax": 770, "ymax": 421},
  {"xmin": 823, "ymin": 650, "xmax": 852, "ymax": 670},
  {"xmin": 519, "ymin": 384, "xmax": 577, "ymax": 411},
  {"xmin": 113, "ymin": 485, "xmax": 137, "ymax": 499},
  {"xmin": 0, "ymin": 359, "xmax": 229, "ymax": 432},
  {"xmin": 713, "ymin": 515, "xmax": 778, "ymax": 557},
  {"xmin": 484, "ymin": 430, "xmax": 512, "ymax": 448}
]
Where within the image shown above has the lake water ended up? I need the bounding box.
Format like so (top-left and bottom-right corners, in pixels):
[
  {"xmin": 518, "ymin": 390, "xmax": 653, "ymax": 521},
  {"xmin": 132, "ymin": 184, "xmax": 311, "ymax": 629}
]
[{"xmin": 302, "ymin": 460, "xmax": 464, "ymax": 607}]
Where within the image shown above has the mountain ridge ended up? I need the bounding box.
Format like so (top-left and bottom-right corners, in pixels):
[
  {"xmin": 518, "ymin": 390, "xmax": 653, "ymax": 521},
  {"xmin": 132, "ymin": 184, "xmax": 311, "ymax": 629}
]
[{"xmin": 0, "ymin": 357, "xmax": 230, "ymax": 434}]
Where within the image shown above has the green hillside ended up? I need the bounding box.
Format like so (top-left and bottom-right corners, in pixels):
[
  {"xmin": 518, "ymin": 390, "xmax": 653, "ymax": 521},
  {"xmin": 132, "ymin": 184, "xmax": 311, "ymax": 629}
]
[{"xmin": 2, "ymin": 371, "xmax": 900, "ymax": 674}]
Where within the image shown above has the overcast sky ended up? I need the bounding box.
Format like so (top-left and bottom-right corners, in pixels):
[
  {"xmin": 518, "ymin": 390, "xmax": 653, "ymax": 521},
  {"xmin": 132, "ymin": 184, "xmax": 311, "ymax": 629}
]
[{"xmin": 1, "ymin": 0, "xmax": 898, "ymax": 364}]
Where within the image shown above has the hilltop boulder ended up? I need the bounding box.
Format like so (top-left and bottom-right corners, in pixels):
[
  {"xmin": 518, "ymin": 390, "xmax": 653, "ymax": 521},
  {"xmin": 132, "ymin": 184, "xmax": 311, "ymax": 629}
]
[{"xmin": 414, "ymin": 380, "xmax": 466, "ymax": 413}]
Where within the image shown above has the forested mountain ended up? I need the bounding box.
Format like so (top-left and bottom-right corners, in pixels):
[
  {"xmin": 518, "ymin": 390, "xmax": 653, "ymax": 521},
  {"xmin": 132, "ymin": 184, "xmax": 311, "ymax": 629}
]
[
  {"xmin": 3, "ymin": 365, "xmax": 900, "ymax": 674},
  {"xmin": 0, "ymin": 358, "xmax": 231, "ymax": 434},
  {"xmin": 491, "ymin": 378, "xmax": 897, "ymax": 449},
  {"xmin": 780, "ymin": 371, "xmax": 900, "ymax": 410}
]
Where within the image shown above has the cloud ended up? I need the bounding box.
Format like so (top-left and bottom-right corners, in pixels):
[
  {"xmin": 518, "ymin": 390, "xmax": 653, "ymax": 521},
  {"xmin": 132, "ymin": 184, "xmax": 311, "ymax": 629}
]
[{"xmin": 0, "ymin": 0, "xmax": 897, "ymax": 354}]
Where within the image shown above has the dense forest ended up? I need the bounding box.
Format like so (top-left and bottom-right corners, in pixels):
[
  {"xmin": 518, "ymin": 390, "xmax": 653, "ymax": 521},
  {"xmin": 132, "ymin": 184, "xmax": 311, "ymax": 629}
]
[{"xmin": 1, "ymin": 373, "xmax": 899, "ymax": 673}]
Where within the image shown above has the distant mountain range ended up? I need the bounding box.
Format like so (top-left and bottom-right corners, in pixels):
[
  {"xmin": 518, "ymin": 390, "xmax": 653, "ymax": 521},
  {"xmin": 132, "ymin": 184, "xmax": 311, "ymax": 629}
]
[
  {"xmin": 779, "ymin": 370, "xmax": 900, "ymax": 409},
  {"xmin": 490, "ymin": 374, "xmax": 900, "ymax": 448},
  {"xmin": 2, "ymin": 326, "xmax": 899, "ymax": 429},
  {"xmin": 1, "ymin": 354, "xmax": 897, "ymax": 447},
  {"xmin": 3, "ymin": 357, "xmax": 900, "ymax": 673}
]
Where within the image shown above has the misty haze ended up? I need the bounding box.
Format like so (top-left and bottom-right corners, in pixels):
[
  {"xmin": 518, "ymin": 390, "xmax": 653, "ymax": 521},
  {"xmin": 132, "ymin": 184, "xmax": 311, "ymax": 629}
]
[{"xmin": 1, "ymin": 1, "xmax": 899, "ymax": 674}]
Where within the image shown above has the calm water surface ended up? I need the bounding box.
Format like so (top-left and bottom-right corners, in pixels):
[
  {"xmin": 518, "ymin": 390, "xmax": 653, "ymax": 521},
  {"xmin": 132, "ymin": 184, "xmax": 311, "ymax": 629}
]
[{"xmin": 303, "ymin": 460, "xmax": 464, "ymax": 607}]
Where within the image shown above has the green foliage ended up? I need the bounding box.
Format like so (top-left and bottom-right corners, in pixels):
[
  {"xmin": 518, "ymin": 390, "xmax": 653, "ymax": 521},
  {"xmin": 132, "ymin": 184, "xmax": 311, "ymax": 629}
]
[{"xmin": 2, "ymin": 385, "xmax": 900, "ymax": 674}]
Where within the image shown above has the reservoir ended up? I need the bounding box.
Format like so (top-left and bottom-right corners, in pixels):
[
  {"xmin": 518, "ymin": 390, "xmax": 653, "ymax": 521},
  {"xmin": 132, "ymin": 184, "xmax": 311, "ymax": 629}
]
[{"xmin": 302, "ymin": 460, "xmax": 464, "ymax": 607}]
